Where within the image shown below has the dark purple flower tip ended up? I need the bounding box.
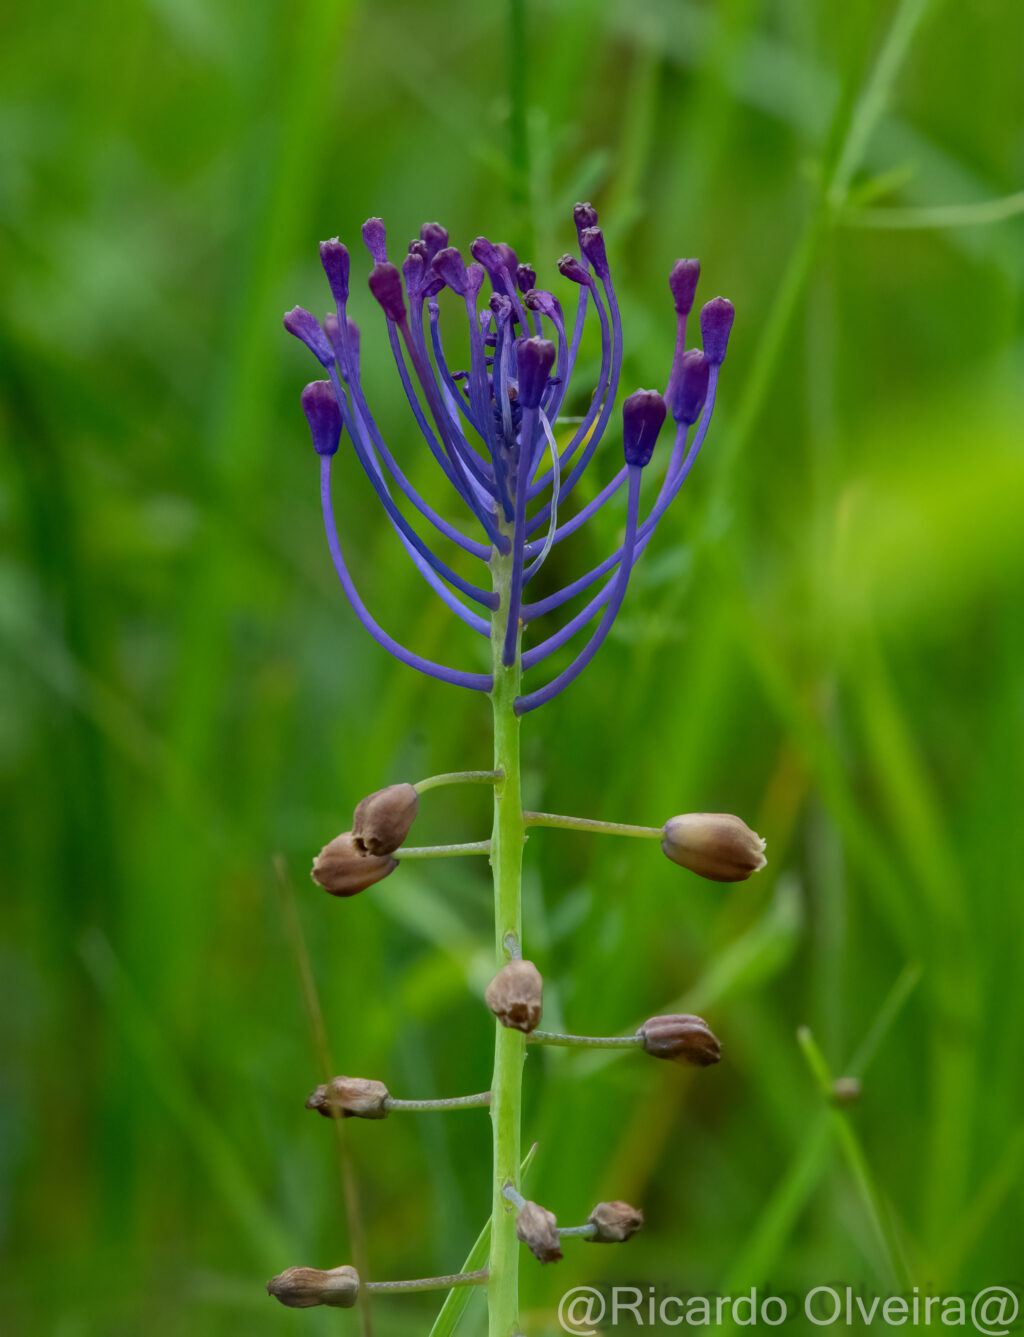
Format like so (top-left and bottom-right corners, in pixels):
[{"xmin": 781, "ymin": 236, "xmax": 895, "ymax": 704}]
[
  {"xmin": 408, "ymin": 238, "xmax": 429, "ymax": 261},
  {"xmin": 700, "ymin": 297, "xmax": 734, "ymax": 365},
  {"xmin": 516, "ymin": 337, "xmax": 557, "ymax": 409},
  {"xmin": 402, "ymin": 248, "xmax": 425, "ymax": 296},
  {"xmin": 557, "ymin": 253, "xmax": 591, "ymax": 286},
  {"xmin": 301, "ymin": 381, "xmax": 343, "ymax": 456},
  {"xmin": 319, "ymin": 238, "xmax": 351, "ymax": 306},
  {"xmin": 669, "ymin": 259, "xmax": 701, "ymax": 317},
  {"xmin": 361, "ymin": 217, "xmax": 387, "ymax": 263},
  {"xmin": 516, "ymin": 262, "xmax": 537, "ymax": 294},
  {"xmin": 470, "ymin": 235, "xmax": 503, "ymax": 274},
  {"xmin": 668, "ymin": 349, "xmax": 709, "ymax": 425},
  {"xmin": 580, "ymin": 226, "xmax": 609, "ymax": 278},
  {"xmin": 284, "ymin": 306, "xmax": 334, "ymax": 366},
  {"xmin": 574, "ymin": 201, "xmax": 599, "ymax": 237},
  {"xmin": 419, "ymin": 221, "xmax": 449, "ymax": 261},
  {"xmin": 495, "ymin": 242, "xmax": 519, "ymax": 275},
  {"xmin": 489, "ymin": 292, "xmax": 513, "ymax": 322},
  {"xmin": 466, "ymin": 262, "xmax": 486, "ymax": 296},
  {"xmin": 622, "ymin": 389, "xmax": 667, "ymax": 467},
  {"xmin": 368, "ymin": 262, "xmax": 407, "ymax": 323},
  {"xmin": 524, "ymin": 288, "xmax": 562, "ymax": 320},
  {"xmin": 421, "ymin": 270, "xmax": 445, "ymax": 300},
  {"xmin": 431, "ymin": 245, "xmax": 469, "ymax": 296}
]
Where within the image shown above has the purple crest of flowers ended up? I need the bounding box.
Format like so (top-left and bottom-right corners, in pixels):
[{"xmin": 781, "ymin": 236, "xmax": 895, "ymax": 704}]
[{"xmin": 284, "ymin": 204, "xmax": 733, "ymax": 712}]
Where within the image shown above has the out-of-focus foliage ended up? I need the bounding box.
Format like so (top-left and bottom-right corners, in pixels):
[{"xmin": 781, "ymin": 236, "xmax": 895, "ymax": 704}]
[{"xmin": 2, "ymin": 1, "xmax": 1023, "ymax": 1333}]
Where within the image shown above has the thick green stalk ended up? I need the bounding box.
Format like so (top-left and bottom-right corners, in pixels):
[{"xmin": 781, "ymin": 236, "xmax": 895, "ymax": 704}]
[{"xmin": 487, "ymin": 539, "xmax": 525, "ymax": 1337}]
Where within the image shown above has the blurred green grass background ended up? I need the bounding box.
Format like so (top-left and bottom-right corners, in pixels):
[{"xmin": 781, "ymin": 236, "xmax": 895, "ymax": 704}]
[{"xmin": 3, "ymin": 0, "xmax": 1024, "ymax": 1333}]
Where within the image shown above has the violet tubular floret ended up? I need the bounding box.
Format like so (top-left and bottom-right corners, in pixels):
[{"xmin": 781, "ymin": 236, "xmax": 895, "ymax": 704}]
[
  {"xmin": 284, "ymin": 306, "xmax": 334, "ymax": 367},
  {"xmin": 301, "ymin": 381, "xmax": 342, "ymax": 457}
]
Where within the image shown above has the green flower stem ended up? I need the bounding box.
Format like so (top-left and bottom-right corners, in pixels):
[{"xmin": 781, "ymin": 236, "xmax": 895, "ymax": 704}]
[
  {"xmin": 396, "ymin": 841, "xmax": 492, "ymax": 858},
  {"xmin": 523, "ymin": 810, "xmax": 662, "ymax": 839},
  {"xmin": 488, "ymin": 536, "xmax": 526, "ymax": 1337},
  {"xmin": 528, "ymin": 1030, "xmax": 644, "ymax": 1050},
  {"xmin": 383, "ymin": 1092, "xmax": 491, "ymax": 1112},
  {"xmin": 366, "ymin": 1269, "xmax": 488, "ymax": 1294},
  {"xmin": 414, "ymin": 769, "xmax": 503, "ymax": 794},
  {"xmin": 557, "ymin": 1224, "xmax": 598, "ymax": 1239}
]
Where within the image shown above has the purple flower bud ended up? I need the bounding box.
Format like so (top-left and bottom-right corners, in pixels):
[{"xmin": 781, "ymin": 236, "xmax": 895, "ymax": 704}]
[
  {"xmin": 466, "ymin": 262, "xmax": 485, "ymax": 296},
  {"xmin": 402, "ymin": 248, "xmax": 425, "ymax": 297},
  {"xmin": 516, "ymin": 262, "xmax": 537, "ymax": 294},
  {"xmin": 421, "ymin": 269, "xmax": 445, "ymax": 300},
  {"xmin": 622, "ymin": 389, "xmax": 667, "ymax": 467},
  {"xmin": 419, "ymin": 221, "xmax": 449, "ymax": 262},
  {"xmin": 668, "ymin": 349, "xmax": 709, "ymax": 426},
  {"xmin": 319, "ymin": 238, "xmax": 350, "ymax": 306},
  {"xmin": 470, "ymin": 235, "xmax": 503, "ymax": 275},
  {"xmin": 284, "ymin": 306, "xmax": 334, "ymax": 366},
  {"xmin": 494, "ymin": 241, "xmax": 518, "ymax": 275},
  {"xmin": 408, "ymin": 238, "xmax": 429, "ymax": 261},
  {"xmin": 573, "ymin": 201, "xmax": 599, "ymax": 238},
  {"xmin": 524, "ymin": 288, "xmax": 561, "ymax": 320},
  {"xmin": 700, "ymin": 296, "xmax": 734, "ymax": 365},
  {"xmin": 489, "ymin": 292, "xmax": 512, "ymax": 322},
  {"xmin": 368, "ymin": 262, "xmax": 407, "ymax": 323},
  {"xmin": 516, "ymin": 337, "xmax": 556, "ymax": 409},
  {"xmin": 669, "ymin": 259, "xmax": 700, "ymax": 316},
  {"xmin": 431, "ymin": 245, "xmax": 470, "ymax": 296},
  {"xmin": 557, "ymin": 253, "xmax": 590, "ymax": 286},
  {"xmin": 324, "ymin": 312, "xmax": 358, "ymax": 369},
  {"xmin": 580, "ymin": 226, "xmax": 609, "ymax": 278},
  {"xmin": 301, "ymin": 381, "xmax": 343, "ymax": 457},
  {"xmin": 361, "ymin": 216, "xmax": 387, "ymax": 263}
]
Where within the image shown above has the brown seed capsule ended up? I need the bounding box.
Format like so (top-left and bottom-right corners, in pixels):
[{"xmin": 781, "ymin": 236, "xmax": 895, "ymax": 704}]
[
  {"xmin": 485, "ymin": 960, "xmax": 543, "ymax": 1033},
  {"xmin": 637, "ymin": 1014, "xmax": 722, "ymax": 1066},
  {"xmin": 311, "ymin": 831, "xmax": 398, "ymax": 897},
  {"xmin": 515, "ymin": 1200, "xmax": 562, "ymax": 1264},
  {"xmin": 587, "ymin": 1200, "xmax": 645, "ymax": 1243},
  {"xmin": 306, "ymin": 1076, "xmax": 390, "ymax": 1120},
  {"xmin": 661, "ymin": 812, "xmax": 766, "ymax": 882},
  {"xmin": 267, "ymin": 1264, "xmax": 360, "ymax": 1308},
  {"xmin": 352, "ymin": 782, "xmax": 419, "ymax": 856}
]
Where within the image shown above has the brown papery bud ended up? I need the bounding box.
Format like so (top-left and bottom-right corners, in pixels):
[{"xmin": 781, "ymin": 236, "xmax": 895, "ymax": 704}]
[
  {"xmin": 267, "ymin": 1264, "xmax": 360, "ymax": 1308},
  {"xmin": 352, "ymin": 782, "xmax": 419, "ymax": 855},
  {"xmin": 832, "ymin": 1076, "xmax": 862, "ymax": 1107},
  {"xmin": 516, "ymin": 1200, "xmax": 562, "ymax": 1264},
  {"xmin": 587, "ymin": 1200, "xmax": 644, "ymax": 1243},
  {"xmin": 485, "ymin": 960, "xmax": 543, "ymax": 1033},
  {"xmin": 638, "ymin": 1014, "xmax": 722, "ymax": 1066},
  {"xmin": 311, "ymin": 831, "xmax": 397, "ymax": 897},
  {"xmin": 661, "ymin": 813, "xmax": 766, "ymax": 882},
  {"xmin": 306, "ymin": 1076, "xmax": 390, "ymax": 1120}
]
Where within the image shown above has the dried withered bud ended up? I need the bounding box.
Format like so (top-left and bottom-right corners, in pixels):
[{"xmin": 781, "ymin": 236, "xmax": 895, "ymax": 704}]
[
  {"xmin": 516, "ymin": 1200, "xmax": 562, "ymax": 1264},
  {"xmin": 832, "ymin": 1076, "xmax": 862, "ymax": 1107},
  {"xmin": 638, "ymin": 1014, "xmax": 722, "ymax": 1067},
  {"xmin": 587, "ymin": 1200, "xmax": 644, "ymax": 1243},
  {"xmin": 311, "ymin": 831, "xmax": 397, "ymax": 897},
  {"xmin": 267, "ymin": 1264, "xmax": 360, "ymax": 1308},
  {"xmin": 485, "ymin": 960, "xmax": 543, "ymax": 1033},
  {"xmin": 306, "ymin": 1076, "xmax": 390, "ymax": 1120},
  {"xmin": 661, "ymin": 812, "xmax": 766, "ymax": 883},
  {"xmin": 352, "ymin": 782, "xmax": 419, "ymax": 855}
]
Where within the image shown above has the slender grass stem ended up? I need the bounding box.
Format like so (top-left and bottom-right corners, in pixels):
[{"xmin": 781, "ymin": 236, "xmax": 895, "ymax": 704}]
[
  {"xmin": 523, "ymin": 810, "xmax": 662, "ymax": 839},
  {"xmin": 528, "ymin": 1030, "xmax": 644, "ymax": 1050},
  {"xmin": 366, "ymin": 1270, "xmax": 488, "ymax": 1294},
  {"xmin": 396, "ymin": 841, "xmax": 492, "ymax": 858},
  {"xmin": 384, "ymin": 1093, "xmax": 491, "ymax": 1112},
  {"xmin": 487, "ymin": 533, "xmax": 526, "ymax": 1337},
  {"xmin": 414, "ymin": 769, "xmax": 503, "ymax": 794},
  {"xmin": 557, "ymin": 1224, "xmax": 598, "ymax": 1239}
]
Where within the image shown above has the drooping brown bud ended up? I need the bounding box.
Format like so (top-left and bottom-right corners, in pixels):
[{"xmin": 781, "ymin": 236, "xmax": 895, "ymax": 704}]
[
  {"xmin": 637, "ymin": 1014, "xmax": 722, "ymax": 1066},
  {"xmin": 832, "ymin": 1076, "xmax": 862, "ymax": 1107},
  {"xmin": 661, "ymin": 813, "xmax": 766, "ymax": 882},
  {"xmin": 515, "ymin": 1200, "xmax": 562, "ymax": 1264},
  {"xmin": 306, "ymin": 1076, "xmax": 390, "ymax": 1120},
  {"xmin": 485, "ymin": 960, "xmax": 543, "ymax": 1033},
  {"xmin": 587, "ymin": 1200, "xmax": 645, "ymax": 1243},
  {"xmin": 267, "ymin": 1264, "xmax": 360, "ymax": 1308},
  {"xmin": 352, "ymin": 782, "xmax": 419, "ymax": 855},
  {"xmin": 311, "ymin": 831, "xmax": 398, "ymax": 897}
]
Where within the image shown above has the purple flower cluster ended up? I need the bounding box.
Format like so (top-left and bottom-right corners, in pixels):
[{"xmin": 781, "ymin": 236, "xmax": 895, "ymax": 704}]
[{"xmin": 284, "ymin": 204, "xmax": 733, "ymax": 713}]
